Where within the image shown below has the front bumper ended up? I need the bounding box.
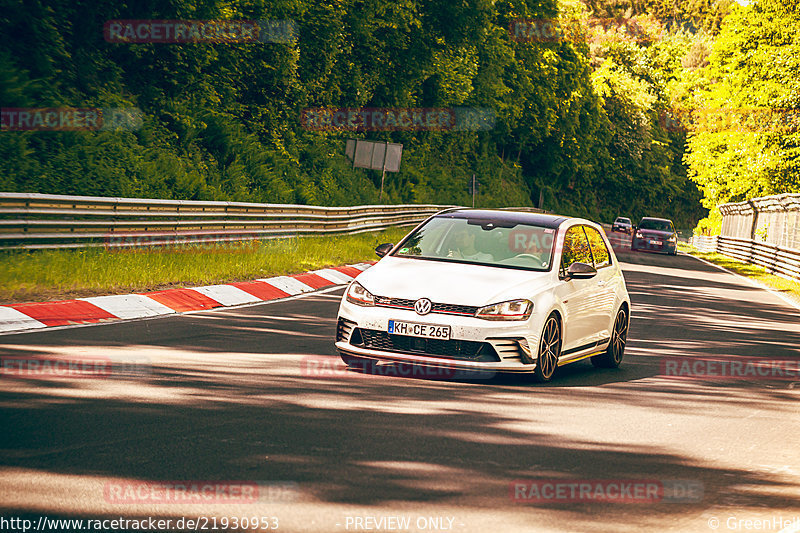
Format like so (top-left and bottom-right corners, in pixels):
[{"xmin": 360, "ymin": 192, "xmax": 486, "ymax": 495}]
[
  {"xmin": 335, "ymin": 303, "xmax": 541, "ymax": 373},
  {"xmin": 631, "ymin": 238, "xmax": 676, "ymax": 254},
  {"xmin": 335, "ymin": 341, "xmax": 535, "ymax": 373}
]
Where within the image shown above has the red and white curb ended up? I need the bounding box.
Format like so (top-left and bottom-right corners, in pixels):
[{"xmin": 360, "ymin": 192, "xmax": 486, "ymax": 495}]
[{"xmin": 0, "ymin": 263, "xmax": 373, "ymax": 334}]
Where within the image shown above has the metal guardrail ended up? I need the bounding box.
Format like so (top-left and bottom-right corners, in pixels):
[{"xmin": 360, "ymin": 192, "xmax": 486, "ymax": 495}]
[
  {"xmin": 0, "ymin": 193, "xmax": 463, "ymax": 250},
  {"xmin": 695, "ymin": 193, "xmax": 800, "ymax": 282},
  {"xmin": 690, "ymin": 235, "xmax": 800, "ymax": 281},
  {"xmin": 690, "ymin": 234, "xmax": 718, "ymax": 254},
  {"xmin": 719, "ymin": 193, "xmax": 800, "ymax": 249},
  {"xmin": 716, "ymin": 236, "xmax": 800, "ymax": 280}
]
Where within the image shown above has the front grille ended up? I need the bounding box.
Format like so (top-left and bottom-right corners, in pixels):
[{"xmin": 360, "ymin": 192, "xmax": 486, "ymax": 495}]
[
  {"xmin": 374, "ymin": 296, "xmax": 415, "ymax": 308},
  {"xmin": 354, "ymin": 328, "xmax": 499, "ymax": 362},
  {"xmin": 432, "ymin": 302, "xmax": 480, "ymax": 315},
  {"xmin": 374, "ymin": 296, "xmax": 479, "ymax": 316}
]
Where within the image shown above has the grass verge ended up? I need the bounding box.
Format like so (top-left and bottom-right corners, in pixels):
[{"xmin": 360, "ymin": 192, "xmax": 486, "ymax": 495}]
[
  {"xmin": 0, "ymin": 227, "xmax": 411, "ymax": 304},
  {"xmin": 681, "ymin": 243, "xmax": 800, "ymax": 306}
]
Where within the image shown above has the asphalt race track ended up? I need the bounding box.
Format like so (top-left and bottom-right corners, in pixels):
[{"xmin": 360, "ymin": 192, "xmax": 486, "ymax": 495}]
[{"xmin": 1, "ymin": 239, "xmax": 799, "ymax": 533}]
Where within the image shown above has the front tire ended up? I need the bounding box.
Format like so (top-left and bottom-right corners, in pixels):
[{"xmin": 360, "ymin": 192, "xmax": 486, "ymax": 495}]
[
  {"xmin": 592, "ymin": 307, "xmax": 628, "ymax": 369},
  {"xmin": 533, "ymin": 314, "xmax": 561, "ymax": 382}
]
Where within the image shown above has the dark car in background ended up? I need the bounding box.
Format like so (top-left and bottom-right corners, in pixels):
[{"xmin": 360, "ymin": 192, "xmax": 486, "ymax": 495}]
[
  {"xmin": 631, "ymin": 217, "xmax": 677, "ymax": 255},
  {"xmin": 612, "ymin": 217, "xmax": 634, "ymax": 235}
]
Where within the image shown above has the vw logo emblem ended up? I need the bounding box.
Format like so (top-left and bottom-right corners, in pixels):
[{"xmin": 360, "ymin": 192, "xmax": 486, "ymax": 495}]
[{"xmin": 414, "ymin": 298, "xmax": 432, "ymax": 315}]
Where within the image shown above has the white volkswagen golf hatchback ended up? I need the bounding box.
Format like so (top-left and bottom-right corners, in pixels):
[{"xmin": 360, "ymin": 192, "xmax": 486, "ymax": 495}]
[{"xmin": 335, "ymin": 209, "xmax": 631, "ymax": 382}]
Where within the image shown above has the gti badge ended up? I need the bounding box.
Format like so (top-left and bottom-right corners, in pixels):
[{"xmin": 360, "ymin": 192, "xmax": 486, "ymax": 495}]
[{"xmin": 414, "ymin": 298, "xmax": 432, "ymax": 315}]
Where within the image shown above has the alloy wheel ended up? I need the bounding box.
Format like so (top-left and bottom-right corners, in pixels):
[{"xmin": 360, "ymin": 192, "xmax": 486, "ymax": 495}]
[
  {"xmin": 534, "ymin": 315, "xmax": 561, "ymax": 382},
  {"xmin": 610, "ymin": 309, "xmax": 628, "ymax": 364}
]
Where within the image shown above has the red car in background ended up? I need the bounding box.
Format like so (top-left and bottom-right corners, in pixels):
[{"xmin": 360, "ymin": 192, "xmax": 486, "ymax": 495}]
[{"xmin": 631, "ymin": 217, "xmax": 677, "ymax": 255}]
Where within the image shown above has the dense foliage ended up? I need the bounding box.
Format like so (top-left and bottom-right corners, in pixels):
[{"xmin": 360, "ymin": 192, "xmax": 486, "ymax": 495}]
[
  {"xmin": 0, "ymin": 0, "xmax": 736, "ymax": 228},
  {"xmin": 682, "ymin": 0, "xmax": 800, "ymax": 233}
]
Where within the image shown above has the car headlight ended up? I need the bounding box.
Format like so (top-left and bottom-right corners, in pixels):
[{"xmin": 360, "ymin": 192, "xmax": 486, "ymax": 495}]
[
  {"xmin": 635, "ymin": 231, "xmax": 644, "ymax": 239},
  {"xmin": 475, "ymin": 299, "xmax": 533, "ymax": 321},
  {"xmin": 346, "ymin": 282, "xmax": 375, "ymax": 306},
  {"xmin": 668, "ymin": 235, "xmax": 677, "ymax": 242}
]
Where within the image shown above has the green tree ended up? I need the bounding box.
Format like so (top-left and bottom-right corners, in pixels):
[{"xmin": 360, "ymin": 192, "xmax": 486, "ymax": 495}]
[{"xmin": 684, "ymin": 0, "xmax": 800, "ymax": 232}]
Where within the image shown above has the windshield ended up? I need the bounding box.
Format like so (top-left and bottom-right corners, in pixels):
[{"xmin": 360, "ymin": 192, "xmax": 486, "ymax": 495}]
[
  {"xmin": 638, "ymin": 219, "xmax": 674, "ymax": 231},
  {"xmin": 392, "ymin": 216, "xmax": 556, "ymax": 271},
  {"xmin": 616, "ymin": 218, "xmax": 631, "ymax": 224}
]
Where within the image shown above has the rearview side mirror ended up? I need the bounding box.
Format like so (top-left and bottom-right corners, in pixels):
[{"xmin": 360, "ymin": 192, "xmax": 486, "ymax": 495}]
[
  {"xmin": 375, "ymin": 243, "xmax": 394, "ymax": 258},
  {"xmin": 565, "ymin": 262, "xmax": 597, "ymax": 280}
]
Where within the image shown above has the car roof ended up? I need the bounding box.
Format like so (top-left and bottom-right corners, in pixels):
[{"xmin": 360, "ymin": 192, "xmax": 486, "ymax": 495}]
[
  {"xmin": 639, "ymin": 217, "xmax": 673, "ymax": 222},
  {"xmin": 435, "ymin": 208, "xmax": 569, "ymax": 229}
]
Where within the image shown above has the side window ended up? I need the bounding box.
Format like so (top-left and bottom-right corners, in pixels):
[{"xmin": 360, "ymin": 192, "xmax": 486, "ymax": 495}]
[
  {"xmin": 560, "ymin": 226, "xmax": 593, "ymax": 276},
  {"xmin": 585, "ymin": 226, "xmax": 612, "ymax": 269}
]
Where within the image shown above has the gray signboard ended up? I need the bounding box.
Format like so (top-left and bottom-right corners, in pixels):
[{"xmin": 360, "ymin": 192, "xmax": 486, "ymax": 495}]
[
  {"xmin": 383, "ymin": 143, "xmax": 402, "ymax": 172},
  {"xmin": 347, "ymin": 139, "xmax": 403, "ymax": 171}
]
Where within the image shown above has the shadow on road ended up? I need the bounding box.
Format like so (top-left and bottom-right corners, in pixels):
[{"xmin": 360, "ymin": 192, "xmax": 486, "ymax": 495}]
[{"xmin": 1, "ymin": 250, "xmax": 799, "ymax": 529}]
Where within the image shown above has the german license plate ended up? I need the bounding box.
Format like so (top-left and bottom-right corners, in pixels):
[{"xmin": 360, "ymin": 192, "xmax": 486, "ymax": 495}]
[
  {"xmin": 388, "ymin": 320, "xmax": 451, "ymax": 340},
  {"xmin": 649, "ymin": 240, "xmax": 662, "ymax": 246}
]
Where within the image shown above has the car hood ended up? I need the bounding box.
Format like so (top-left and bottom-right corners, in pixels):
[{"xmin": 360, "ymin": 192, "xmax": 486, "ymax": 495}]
[{"xmin": 355, "ymin": 256, "xmax": 553, "ymax": 306}]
